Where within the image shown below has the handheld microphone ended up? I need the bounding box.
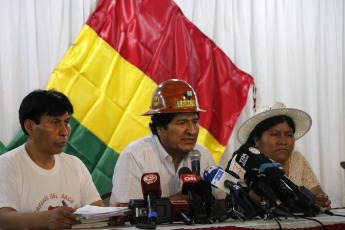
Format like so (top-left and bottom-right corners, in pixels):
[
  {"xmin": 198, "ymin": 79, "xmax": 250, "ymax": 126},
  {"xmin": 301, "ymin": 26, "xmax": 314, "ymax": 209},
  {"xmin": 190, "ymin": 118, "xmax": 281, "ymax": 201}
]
[
  {"xmin": 189, "ymin": 150, "xmax": 201, "ymax": 176},
  {"xmin": 170, "ymin": 200, "xmax": 193, "ymax": 225},
  {"xmin": 178, "ymin": 167, "xmax": 198, "ymax": 194},
  {"xmin": 140, "ymin": 172, "xmax": 162, "ymax": 226},
  {"xmin": 178, "ymin": 167, "xmax": 211, "ymax": 224}
]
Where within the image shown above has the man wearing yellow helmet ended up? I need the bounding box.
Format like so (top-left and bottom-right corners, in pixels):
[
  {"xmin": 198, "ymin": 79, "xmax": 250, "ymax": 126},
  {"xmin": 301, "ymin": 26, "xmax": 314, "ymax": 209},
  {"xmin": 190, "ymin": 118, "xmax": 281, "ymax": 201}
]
[{"xmin": 109, "ymin": 79, "xmax": 224, "ymax": 225}]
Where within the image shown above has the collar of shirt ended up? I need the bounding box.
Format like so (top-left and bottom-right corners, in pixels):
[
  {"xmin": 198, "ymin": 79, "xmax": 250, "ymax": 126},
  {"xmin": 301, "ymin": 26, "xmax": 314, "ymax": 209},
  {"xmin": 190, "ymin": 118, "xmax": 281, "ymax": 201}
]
[{"xmin": 152, "ymin": 134, "xmax": 191, "ymax": 174}]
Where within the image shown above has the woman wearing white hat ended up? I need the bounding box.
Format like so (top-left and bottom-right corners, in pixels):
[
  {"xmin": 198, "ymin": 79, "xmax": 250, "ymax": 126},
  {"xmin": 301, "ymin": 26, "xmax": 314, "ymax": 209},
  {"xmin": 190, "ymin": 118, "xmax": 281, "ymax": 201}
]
[{"xmin": 228, "ymin": 102, "xmax": 331, "ymax": 209}]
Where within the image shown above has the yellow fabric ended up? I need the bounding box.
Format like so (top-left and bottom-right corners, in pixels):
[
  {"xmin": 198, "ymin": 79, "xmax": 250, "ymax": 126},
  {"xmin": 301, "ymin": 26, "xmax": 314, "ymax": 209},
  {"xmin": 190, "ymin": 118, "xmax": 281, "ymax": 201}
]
[
  {"xmin": 198, "ymin": 127, "xmax": 225, "ymax": 163},
  {"xmin": 47, "ymin": 25, "xmax": 154, "ymax": 153},
  {"xmin": 47, "ymin": 25, "xmax": 224, "ymax": 163}
]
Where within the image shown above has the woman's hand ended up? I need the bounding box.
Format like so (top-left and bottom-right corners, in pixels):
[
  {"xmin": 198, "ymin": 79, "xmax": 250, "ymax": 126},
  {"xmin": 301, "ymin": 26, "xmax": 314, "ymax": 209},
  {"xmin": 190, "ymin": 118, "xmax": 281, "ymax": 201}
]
[{"xmin": 315, "ymin": 194, "xmax": 331, "ymax": 210}]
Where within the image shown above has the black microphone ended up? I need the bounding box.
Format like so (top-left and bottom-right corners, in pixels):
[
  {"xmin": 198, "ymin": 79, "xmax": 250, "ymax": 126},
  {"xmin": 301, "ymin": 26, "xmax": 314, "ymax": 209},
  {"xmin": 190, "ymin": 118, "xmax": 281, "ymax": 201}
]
[
  {"xmin": 195, "ymin": 180, "xmax": 229, "ymax": 222},
  {"xmin": 139, "ymin": 172, "xmax": 162, "ymax": 229},
  {"xmin": 189, "ymin": 150, "xmax": 201, "ymax": 176},
  {"xmin": 280, "ymin": 177, "xmax": 334, "ymax": 215},
  {"xmin": 170, "ymin": 200, "xmax": 193, "ymax": 225},
  {"xmin": 178, "ymin": 167, "xmax": 211, "ymax": 224},
  {"xmin": 244, "ymin": 169, "xmax": 290, "ymax": 212}
]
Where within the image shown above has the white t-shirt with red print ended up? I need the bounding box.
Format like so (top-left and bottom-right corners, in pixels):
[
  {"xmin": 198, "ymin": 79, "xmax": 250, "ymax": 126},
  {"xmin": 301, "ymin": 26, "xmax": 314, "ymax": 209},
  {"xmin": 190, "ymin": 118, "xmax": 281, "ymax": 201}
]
[{"xmin": 0, "ymin": 144, "xmax": 101, "ymax": 212}]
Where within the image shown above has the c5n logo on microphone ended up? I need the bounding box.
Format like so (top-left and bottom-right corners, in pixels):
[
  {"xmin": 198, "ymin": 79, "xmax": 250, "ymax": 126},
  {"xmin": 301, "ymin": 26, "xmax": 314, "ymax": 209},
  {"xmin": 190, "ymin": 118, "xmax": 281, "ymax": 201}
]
[{"xmin": 143, "ymin": 174, "xmax": 158, "ymax": 184}]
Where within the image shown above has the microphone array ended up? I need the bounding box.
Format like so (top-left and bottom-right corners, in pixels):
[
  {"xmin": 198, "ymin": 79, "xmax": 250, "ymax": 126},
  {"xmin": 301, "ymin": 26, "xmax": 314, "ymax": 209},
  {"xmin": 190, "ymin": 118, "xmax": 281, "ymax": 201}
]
[
  {"xmin": 128, "ymin": 146, "xmax": 334, "ymax": 229},
  {"xmin": 232, "ymin": 144, "xmax": 329, "ymax": 217}
]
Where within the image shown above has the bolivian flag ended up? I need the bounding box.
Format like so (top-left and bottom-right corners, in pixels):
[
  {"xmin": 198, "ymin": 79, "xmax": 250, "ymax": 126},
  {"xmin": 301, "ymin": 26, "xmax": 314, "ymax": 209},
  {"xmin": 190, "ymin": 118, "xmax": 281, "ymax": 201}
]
[{"xmin": 47, "ymin": 0, "xmax": 254, "ymax": 195}]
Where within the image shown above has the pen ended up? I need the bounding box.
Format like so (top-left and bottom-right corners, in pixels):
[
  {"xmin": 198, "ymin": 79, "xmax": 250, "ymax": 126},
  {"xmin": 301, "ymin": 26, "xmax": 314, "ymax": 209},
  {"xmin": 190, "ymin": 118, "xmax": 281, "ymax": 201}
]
[{"xmin": 62, "ymin": 200, "xmax": 67, "ymax": 207}]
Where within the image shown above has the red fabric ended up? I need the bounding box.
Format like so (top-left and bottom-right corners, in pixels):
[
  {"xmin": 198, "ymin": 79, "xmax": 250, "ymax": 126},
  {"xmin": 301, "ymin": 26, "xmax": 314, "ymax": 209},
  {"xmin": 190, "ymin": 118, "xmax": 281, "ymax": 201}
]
[{"xmin": 87, "ymin": 0, "xmax": 254, "ymax": 146}]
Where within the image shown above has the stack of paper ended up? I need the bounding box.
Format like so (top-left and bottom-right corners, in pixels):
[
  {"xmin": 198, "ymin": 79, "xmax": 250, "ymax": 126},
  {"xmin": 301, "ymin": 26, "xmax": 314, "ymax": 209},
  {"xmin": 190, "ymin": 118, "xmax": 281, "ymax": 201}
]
[{"xmin": 72, "ymin": 205, "xmax": 128, "ymax": 229}]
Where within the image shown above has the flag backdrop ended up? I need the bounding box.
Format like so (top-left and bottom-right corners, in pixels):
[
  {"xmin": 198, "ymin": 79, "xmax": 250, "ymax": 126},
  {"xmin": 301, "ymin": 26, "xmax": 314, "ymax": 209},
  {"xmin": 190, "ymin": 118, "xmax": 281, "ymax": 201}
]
[{"xmin": 4, "ymin": 0, "xmax": 254, "ymax": 195}]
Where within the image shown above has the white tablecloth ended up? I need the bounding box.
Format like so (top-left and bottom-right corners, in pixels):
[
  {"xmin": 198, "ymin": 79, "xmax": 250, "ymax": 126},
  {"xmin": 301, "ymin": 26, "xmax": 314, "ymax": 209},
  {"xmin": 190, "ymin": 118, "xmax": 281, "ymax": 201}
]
[{"xmin": 92, "ymin": 209, "xmax": 345, "ymax": 229}]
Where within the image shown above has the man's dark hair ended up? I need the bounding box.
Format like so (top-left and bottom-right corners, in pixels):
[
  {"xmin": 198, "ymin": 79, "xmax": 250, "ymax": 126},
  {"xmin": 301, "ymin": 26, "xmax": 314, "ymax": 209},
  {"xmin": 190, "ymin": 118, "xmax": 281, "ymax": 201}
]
[
  {"xmin": 19, "ymin": 89, "xmax": 74, "ymax": 135},
  {"xmin": 245, "ymin": 115, "xmax": 295, "ymax": 145},
  {"xmin": 149, "ymin": 112, "xmax": 200, "ymax": 135}
]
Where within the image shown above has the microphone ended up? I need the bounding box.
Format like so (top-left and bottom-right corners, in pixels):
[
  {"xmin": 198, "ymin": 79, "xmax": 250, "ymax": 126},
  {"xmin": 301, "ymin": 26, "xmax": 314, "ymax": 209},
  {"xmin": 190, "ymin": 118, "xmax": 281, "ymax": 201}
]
[
  {"xmin": 244, "ymin": 169, "xmax": 290, "ymax": 212},
  {"xmin": 195, "ymin": 180, "xmax": 229, "ymax": 222},
  {"xmin": 170, "ymin": 200, "xmax": 193, "ymax": 225},
  {"xmin": 178, "ymin": 167, "xmax": 198, "ymax": 194},
  {"xmin": 234, "ymin": 144, "xmax": 275, "ymax": 172},
  {"xmin": 178, "ymin": 167, "xmax": 211, "ymax": 224},
  {"xmin": 203, "ymin": 166, "xmax": 240, "ymax": 195},
  {"xmin": 140, "ymin": 172, "xmax": 162, "ymax": 227},
  {"xmin": 189, "ymin": 150, "xmax": 201, "ymax": 176}
]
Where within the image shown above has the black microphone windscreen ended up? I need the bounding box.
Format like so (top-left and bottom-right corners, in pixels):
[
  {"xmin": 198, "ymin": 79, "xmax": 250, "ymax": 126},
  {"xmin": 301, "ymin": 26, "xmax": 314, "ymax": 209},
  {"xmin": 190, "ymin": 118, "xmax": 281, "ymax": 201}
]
[
  {"xmin": 234, "ymin": 144, "xmax": 271, "ymax": 171},
  {"xmin": 178, "ymin": 167, "xmax": 192, "ymax": 178},
  {"xmin": 244, "ymin": 169, "xmax": 268, "ymax": 193}
]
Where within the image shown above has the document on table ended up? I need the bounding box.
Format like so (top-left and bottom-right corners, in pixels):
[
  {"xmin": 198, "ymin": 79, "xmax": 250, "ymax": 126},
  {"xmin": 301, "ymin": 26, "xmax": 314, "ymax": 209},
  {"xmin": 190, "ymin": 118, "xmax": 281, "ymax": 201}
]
[{"xmin": 74, "ymin": 205, "xmax": 128, "ymax": 218}]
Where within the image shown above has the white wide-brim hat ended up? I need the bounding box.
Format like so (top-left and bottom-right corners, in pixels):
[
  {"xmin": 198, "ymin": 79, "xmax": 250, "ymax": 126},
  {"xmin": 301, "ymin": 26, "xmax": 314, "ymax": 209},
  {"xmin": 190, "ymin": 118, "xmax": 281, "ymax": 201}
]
[{"xmin": 237, "ymin": 102, "xmax": 312, "ymax": 144}]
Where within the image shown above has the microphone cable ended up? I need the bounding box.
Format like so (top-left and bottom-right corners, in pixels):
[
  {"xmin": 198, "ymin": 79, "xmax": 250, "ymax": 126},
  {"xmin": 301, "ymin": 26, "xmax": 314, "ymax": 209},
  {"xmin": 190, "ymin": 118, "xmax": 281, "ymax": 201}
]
[
  {"xmin": 326, "ymin": 212, "xmax": 345, "ymax": 217},
  {"xmin": 284, "ymin": 213, "xmax": 328, "ymax": 230},
  {"xmin": 300, "ymin": 216, "xmax": 327, "ymax": 230},
  {"xmin": 272, "ymin": 200, "xmax": 328, "ymax": 230}
]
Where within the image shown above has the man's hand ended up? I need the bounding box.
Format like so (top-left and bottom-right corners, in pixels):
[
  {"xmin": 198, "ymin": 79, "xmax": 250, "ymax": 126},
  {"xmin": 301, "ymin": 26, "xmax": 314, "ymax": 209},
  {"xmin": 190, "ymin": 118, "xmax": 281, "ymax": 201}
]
[
  {"xmin": 44, "ymin": 206, "xmax": 79, "ymax": 230},
  {"xmin": 0, "ymin": 206, "xmax": 79, "ymax": 230},
  {"xmin": 108, "ymin": 202, "xmax": 128, "ymax": 226}
]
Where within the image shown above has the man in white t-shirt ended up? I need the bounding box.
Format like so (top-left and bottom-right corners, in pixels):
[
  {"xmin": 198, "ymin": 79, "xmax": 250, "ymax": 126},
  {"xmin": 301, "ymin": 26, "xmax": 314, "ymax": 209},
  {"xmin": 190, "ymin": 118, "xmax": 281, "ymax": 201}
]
[
  {"xmin": 109, "ymin": 79, "xmax": 225, "ymax": 225},
  {"xmin": 0, "ymin": 89, "xmax": 104, "ymax": 229}
]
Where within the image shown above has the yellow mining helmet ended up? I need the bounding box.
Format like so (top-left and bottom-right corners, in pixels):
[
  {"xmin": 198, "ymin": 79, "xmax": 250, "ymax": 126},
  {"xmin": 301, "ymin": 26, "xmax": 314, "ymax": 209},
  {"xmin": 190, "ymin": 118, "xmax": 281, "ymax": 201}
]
[{"xmin": 142, "ymin": 79, "xmax": 206, "ymax": 116}]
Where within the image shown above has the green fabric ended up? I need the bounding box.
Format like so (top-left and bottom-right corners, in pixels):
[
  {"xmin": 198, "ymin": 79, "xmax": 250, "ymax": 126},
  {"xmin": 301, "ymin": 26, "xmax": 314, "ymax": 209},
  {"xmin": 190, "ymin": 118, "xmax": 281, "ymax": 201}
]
[
  {"xmin": 63, "ymin": 116, "xmax": 119, "ymax": 195},
  {"xmin": 0, "ymin": 116, "xmax": 119, "ymax": 196},
  {"xmin": 0, "ymin": 141, "xmax": 8, "ymax": 154},
  {"xmin": 0, "ymin": 131, "xmax": 27, "ymax": 155},
  {"xmin": 7, "ymin": 131, "xmax": 28, "ymax": 151}
]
